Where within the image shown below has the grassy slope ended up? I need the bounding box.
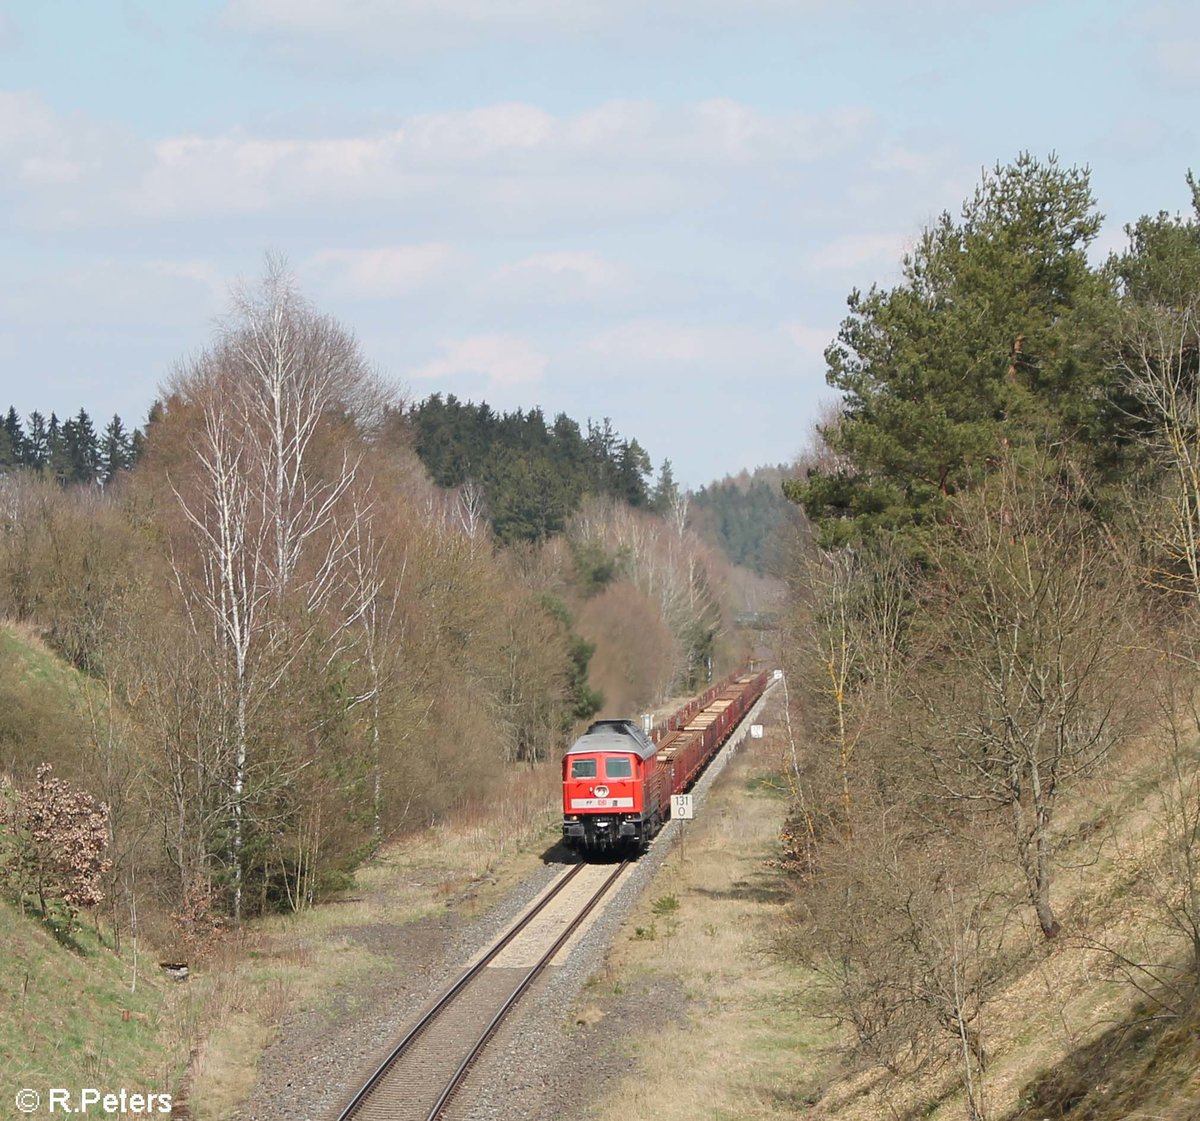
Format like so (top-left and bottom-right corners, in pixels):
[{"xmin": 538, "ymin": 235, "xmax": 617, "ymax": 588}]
[
  {"xmin": 0, "ymin": 620, "xmax": 118, "ymax": 791},
  {"xmin": 580, "ymin": 694, "xmax": 1200, "ymax": 1121},
  {"xmin": 0, "ymin": 905, "xmax": 175, "ymax": 1114},
  {"xmin": 0, "ymin": 622, "xmax": 177, "ymax": 1115},
  {"xmin": 0, "ymin": 619, "xmax": 573, "ymax": 1120},
  {"xmin": 794, "ymin": 727, "xmax": 1200, "ymax": 1121}
]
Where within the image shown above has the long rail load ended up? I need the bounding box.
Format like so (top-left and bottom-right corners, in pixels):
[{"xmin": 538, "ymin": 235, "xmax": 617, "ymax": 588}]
[{"xmin": 561, "ymin": 669, "xmax": 770, "ymax": 852}]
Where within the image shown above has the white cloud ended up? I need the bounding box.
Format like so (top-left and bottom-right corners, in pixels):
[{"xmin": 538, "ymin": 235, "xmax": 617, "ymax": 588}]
[
  {"xmin": 0, "ymin": 91, "xmax": 72, "ymax": 161},
  {"xmin": 221, "ymin": 0, "xmax": 1034, "ymax": 59},
  {"xmin": 303, "ymin": 244, "xmax": 461, "ymax": 299},
  {"xmin": 1128, "ymin": 2, "xmax": 1200, "ymax": 84},
  {"xmin": 104, "ymin": 99, "xmax": 874, "ymax": 227},
  {"xmin": 146, "ymin": 259, "xmax": 229, "ymax": 301},
  {"xmin": 0, "ymin": 258, "xmax": 225, "ymax": 328},
  {"xmin": 412, "ymin": 335, "xmax": 548, "ymax": 389},
  {"xmin": 0, "ymin": 89, "xmax": 885, "ymax": 236},
  {"xmin": 0, "ymin": 10, "xmax": 16, "ymax": 53},
  {"xmin": 1151, "ymin": 35, "xmax": 1200, "ymax": 82},
  {"xmin": 225, "ymin": 0, "xmax": 612, "ymax": 42},
  {"xmin": 0, "ymin": 91, "xmax": 137, "ymax": 226},
  {"xmin": 20, "ymin": 155, "xmax": 81, "ymax": 185},
  {"xmin": 559, "ymin": 98, "xmax": 873, "ymax": 166},
  {"xmin": 783, "ymin": 322, "xmax": 834, "ymax": 361}
]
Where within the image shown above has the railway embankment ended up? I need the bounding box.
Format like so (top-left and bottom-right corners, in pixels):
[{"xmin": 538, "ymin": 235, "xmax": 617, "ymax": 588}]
[
  {"xmin": 217, "ymin": 681, "xmax": 779, "ymax": 1120},
  {"xmin": 464, "ymin": 685, "xmax": 825, "ymax": 1121},
  {"xmin": 185, "ymin": 784, "xmax": 570, "ymax": 1120},
  {"xmin": 547, "ymin": 686, "xmax": 1200, "ymax": 1121}
]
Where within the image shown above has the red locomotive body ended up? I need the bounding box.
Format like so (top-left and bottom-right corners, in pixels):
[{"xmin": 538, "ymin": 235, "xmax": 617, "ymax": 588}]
[
  {"xmin": 562, "ymin": 670, "xmax": 769, "ymax": 853},
  {"xmin": 562, "ymin": 719, "xmax": 665, "ymax": 850}
]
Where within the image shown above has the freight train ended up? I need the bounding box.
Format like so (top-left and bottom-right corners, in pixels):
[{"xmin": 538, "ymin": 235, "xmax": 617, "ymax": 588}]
[{"xmin": 561, "ymin": 670, "xmax": 770, "ymax": 852}]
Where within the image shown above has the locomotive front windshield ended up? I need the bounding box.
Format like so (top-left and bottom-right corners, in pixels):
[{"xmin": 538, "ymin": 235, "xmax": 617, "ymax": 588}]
[
  {"xmin": 605, "ymin": 757, "xmax": 633, "ymax": 778},
  {"xmin": 570, "ymin": 757, "xmax": 597, "ymax": 779}
]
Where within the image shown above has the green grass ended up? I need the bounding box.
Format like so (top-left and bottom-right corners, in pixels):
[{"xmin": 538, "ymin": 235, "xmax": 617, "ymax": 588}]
[
  {"xmin": 743, "ymin": 771, "xmax": 791, "ymax": 799},
  {"xmin": 0, "ymin": 623, "xmax": 176, "ymax": 1115},
  {"xmin": 0, "ymin": 903, "xmax": 176, "ymax": 1118},
  {"xmin": 0, "ymin": 622, "xmax": 125, "ymax": 791},
  {"xmin": 0, "ymin": 626, "xmax": 68, "ymax": 684}
]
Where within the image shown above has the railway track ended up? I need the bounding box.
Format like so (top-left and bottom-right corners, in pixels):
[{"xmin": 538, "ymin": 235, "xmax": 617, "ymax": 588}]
[{"xmin": 333, "ymin": 860, "xmax": 630, "ymax": 1121}]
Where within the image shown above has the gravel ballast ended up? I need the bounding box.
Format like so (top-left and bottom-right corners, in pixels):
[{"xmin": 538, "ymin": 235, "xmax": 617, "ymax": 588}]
[{"xmin": 239, "ymin": 684, "xmax": 777, "ymax": 1121}]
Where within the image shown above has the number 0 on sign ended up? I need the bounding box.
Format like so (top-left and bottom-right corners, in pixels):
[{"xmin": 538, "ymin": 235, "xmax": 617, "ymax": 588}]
[{"xmin": 672, "ymin": 794, "xmax": 694, "ymax": 820}]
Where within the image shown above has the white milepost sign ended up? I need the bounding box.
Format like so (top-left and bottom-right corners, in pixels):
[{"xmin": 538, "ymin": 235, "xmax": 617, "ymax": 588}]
[
  {"xmin": 672, "ymin": 794, "xmax": 694, "ymax": 820},
  {"xmin": 750, "ymin": 724, "xmax": 764, "ymax": 739}
]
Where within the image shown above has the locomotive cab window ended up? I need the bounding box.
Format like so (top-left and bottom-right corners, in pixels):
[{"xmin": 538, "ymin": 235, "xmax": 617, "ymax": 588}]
[
  {"xmin": 605, "ymin": 757, "xmax": 633, "ymax": 779},
  {"xmin": 570, "ymin": 758, "xmax": 597, "ymax": 779}
]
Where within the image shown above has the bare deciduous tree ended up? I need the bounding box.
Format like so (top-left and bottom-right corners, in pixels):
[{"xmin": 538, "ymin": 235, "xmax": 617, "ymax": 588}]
[
  {"xmin": 167, "ymin": 258, "xmax": 374, "ymax": 919},
  {"xmin": 918, "ymin": 461, "xmax": 1138, "ymax": 939},
  {"xmin": 783, "ymin": 534, "xmax": 911, "ymax": 834},
  {"xmin": 569, "ymin": 495, "xmax": 726, "ymax": 695},
  {"xmin": 795, "ymin": 814, "xmax": 1002, "ymax": 1120},
  {"xmin": 1115, "ymin": 298, "xmax": 1200, "ymax": 601}
]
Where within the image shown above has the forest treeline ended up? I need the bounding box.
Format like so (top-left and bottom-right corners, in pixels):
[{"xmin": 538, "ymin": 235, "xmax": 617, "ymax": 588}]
[
  {"xmin": 0, "ymin": 406, "xmax": 146, "ymax": 485},
  {"xmin": 781, "ymin": 153, "xmax": 1200, "ymax": 1117},
  {"xmin": 689, "ymin": 465, "xmax": 794, "ymax": 574},
  {"xmin": 0, "ymin": 258, "xmax": 742, "ymax": 933},
  {"xmin": 408, "ymin": 395, "xmax": 681, "ymax": 544}
]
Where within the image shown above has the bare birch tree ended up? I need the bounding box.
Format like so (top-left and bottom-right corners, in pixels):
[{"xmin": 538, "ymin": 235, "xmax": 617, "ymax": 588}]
[
  {"xmin": 341, "ymin": 495, "xmax": 403, "ymax": 850},
  {"xmin": 167, "ymin": 258, "xmax": 374, "ymax": 919},
  {"xmin": 568, "ymin": 496, "xmax": 726, "ymax": 693}
]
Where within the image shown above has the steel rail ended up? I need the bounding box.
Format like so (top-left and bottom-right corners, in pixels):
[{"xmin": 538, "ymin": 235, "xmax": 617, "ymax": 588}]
[
  {"xmin": 335, "ymin": 860, "xmax": 589, "ymax": 1121},
  {"xmin": 426, "ymin": 859, "xmax": 630, "ymax": 1120}
]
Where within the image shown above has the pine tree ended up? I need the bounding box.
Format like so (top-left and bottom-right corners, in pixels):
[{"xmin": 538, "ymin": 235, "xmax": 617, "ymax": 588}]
[
  {"xmin": 45, "ymin": 413, "xmax": 72, "ymax": 484},
  {"xmin": 25, "ymin": 411, "xmax": 48, "ymax": 472},
  {"xmin": 68, "ymin": 408, "xmax": 101, "ymax": 484},
  {"xmin": 616, "ymin": 439, "xmax": 651, "ymax": 506},
  {"xmin": 129, "ymin": 399, "xmax": 163, "ymax": 466},
  {"xmin": 787, "ymin": 153, "xmax": 1115, "ymax": 550},
  {"xmin": 3, "ymin": 407, "xmax": 24, "ymax": 466},
  {"xmin": 101, "ymin": 414, "xmax": 132, "ymax": 484},
  {"xmin": 0, "ymin": 424, "xmax": 14, "ymax": 472},
  {"xmin": 652, "ymin": 458, "xmax": 678, "ymax": 514}
]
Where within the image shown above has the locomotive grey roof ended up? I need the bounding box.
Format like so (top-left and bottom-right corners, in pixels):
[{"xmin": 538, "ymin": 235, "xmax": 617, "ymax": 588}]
[{"xmin": 564, "ymin": 718, "xmax": 657, "ymax": 761}]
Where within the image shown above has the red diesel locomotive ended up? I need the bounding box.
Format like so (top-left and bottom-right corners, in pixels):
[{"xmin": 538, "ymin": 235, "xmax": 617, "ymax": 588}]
[{"xmin": 562, "ymin": 670, "xmax": 770, "ymax": 852}]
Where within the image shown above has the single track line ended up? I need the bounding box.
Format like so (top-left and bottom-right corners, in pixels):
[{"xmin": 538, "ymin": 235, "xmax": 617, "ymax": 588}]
[
  {"xmin": 427, "ymin": 860, "xmax": 628, "ymax": 1119},
  {"xmin": 333, "ymin": 859, "xmax": 628, "ymax": 1121}
]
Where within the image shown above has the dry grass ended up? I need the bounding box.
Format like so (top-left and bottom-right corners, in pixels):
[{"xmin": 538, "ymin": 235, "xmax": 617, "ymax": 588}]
[
  {"xmin": 580, "ymin": 697, "xmax": 1200, "ymax": 1121},
  {"xmin": 801, "ymin": 725, "xmax": 1200, "ymax": 1121},
  {"xmin": 180, "ymin": 758, "xmax": 563, "ymax": 1118},
  {"xmin": 594, "ymin": 707, "xmax": 832, "ymax": 1121}
]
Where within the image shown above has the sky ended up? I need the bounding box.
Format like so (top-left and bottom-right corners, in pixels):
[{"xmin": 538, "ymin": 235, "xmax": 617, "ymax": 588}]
[{"xmin": 0, "ymin": 1, "xmax": 1196, "ymax": 488}]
